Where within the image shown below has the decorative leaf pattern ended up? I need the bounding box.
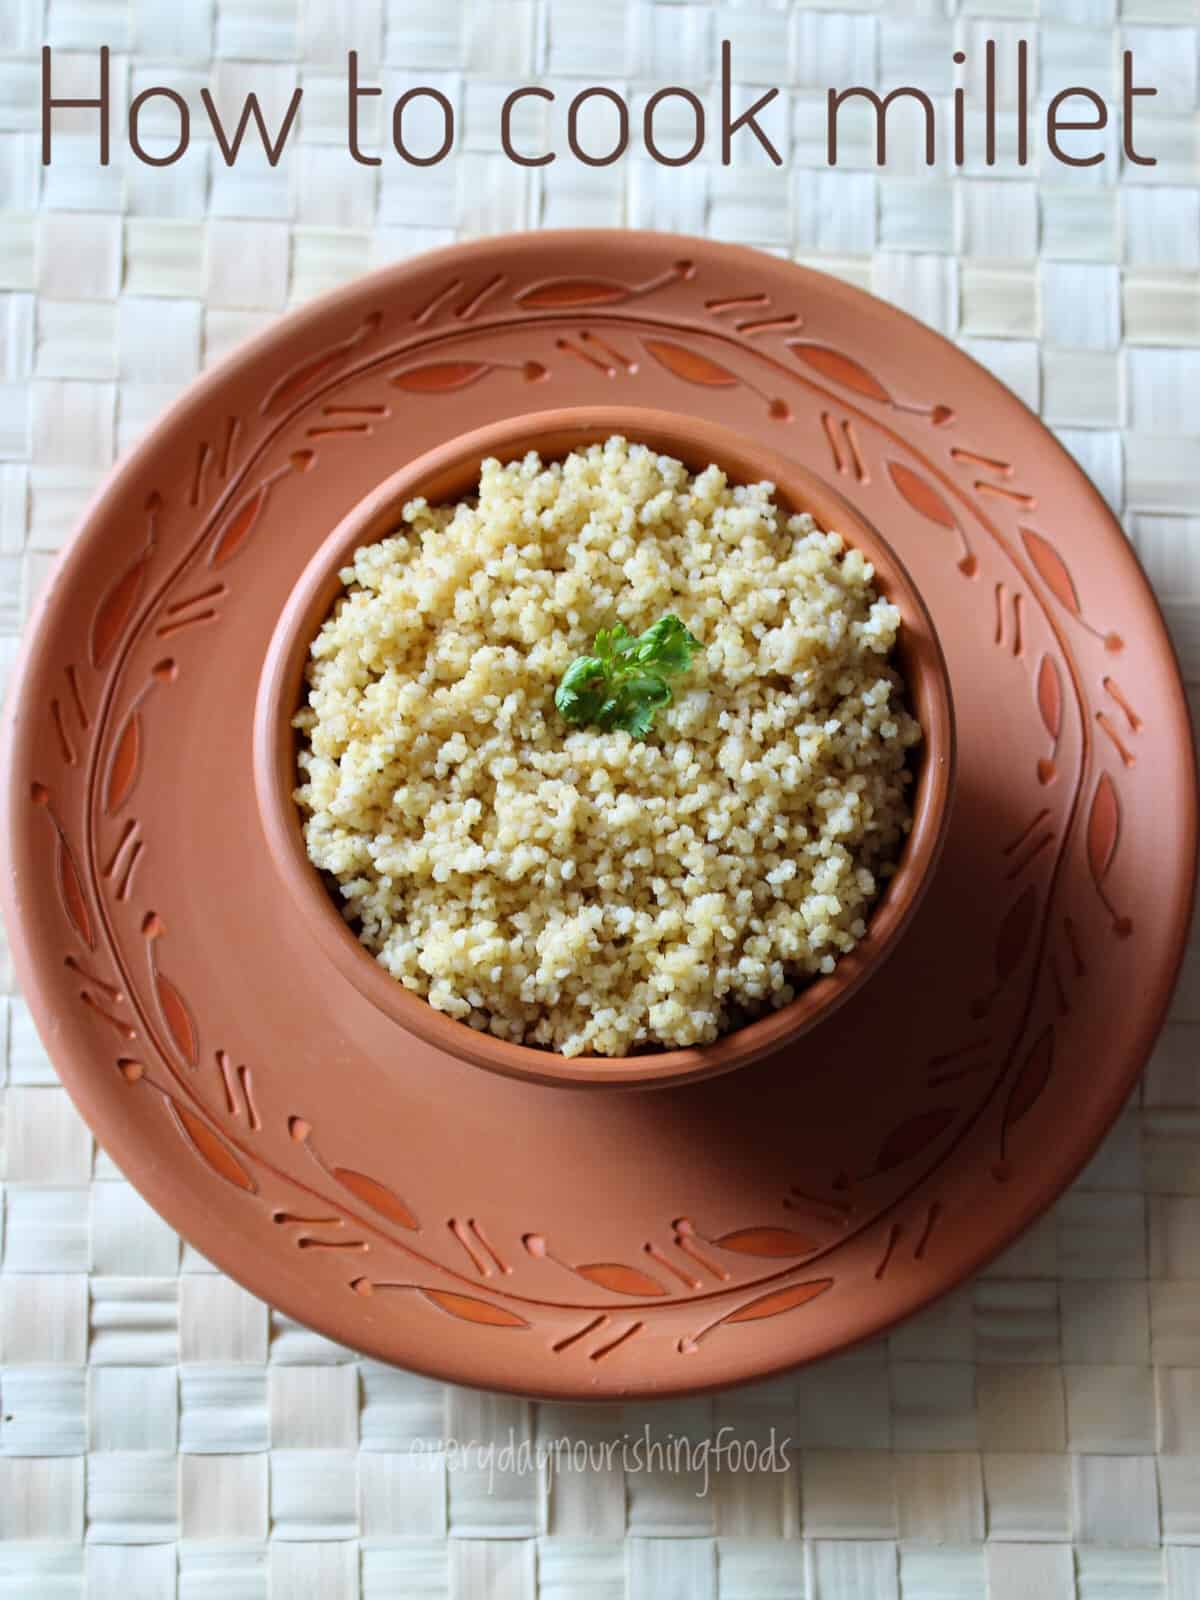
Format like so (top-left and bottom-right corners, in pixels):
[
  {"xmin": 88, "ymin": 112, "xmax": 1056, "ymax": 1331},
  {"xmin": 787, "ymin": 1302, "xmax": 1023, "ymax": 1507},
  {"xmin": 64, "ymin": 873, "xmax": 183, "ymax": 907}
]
[
  {"xmin": 156, "ymin": 970, "xmax": 198, "ymax": 1069},
  {"xmin": 523, "ymin": 1234, "xmax": 668, "ymax": 1296},
  {"xmin": 640, "ymin": 338, "xmax": 788, "ymax": 418},
  {"xmin": 332, "ymin": 1167, "xmax": 418, "ymax": 1231},
  {"xmin": 642, "ymin": 339, "xmax": 738, "ymax": 388},
  {"xmin": 210, "ymin": 487, "xmax": 269, "ymax": 569},
  {"xmin": 872, "ymin": 1109, "xmax": 957, "ymax": 1175},
  {"xmin": 92, "ymin": 557, "xmax": 153, "ymax": 670},
  {"xmin": 32, "ymin": 785, "xmax": 95, "ymax": 950},
  {"xmin": 1036, "ymin": 655, "xmax": 1062, "ymax": 784},
  {"xmin": 265, "ymin": 350, "xmax": 350, "ymax": 414},
  {"xmin": 519, "ymin": 280, "xmax": 632, "ymax": 308},
  {"xmin": 1037, "ymin": 656, "xmax": 1062, "ymax": 741},
  {"xmin": 887, "ymin": 461, "xmax": 976, "ymax": 574},
  {"xmin": 789, "ymin": 344, "xmax": 891, "ymax": 404},
  {"xmin": 420, "ymin": 1290, "xmax": 529, "ymax": 1328},
  {"xmin": 391, "ymin": 361, "xmax": 490, "ymax": 392},
  {"xmin": 171, "ymin": 1102, "xmax": 256, "ymax": 1192},
  {"xmin": 1021, "ymin": 527, "xmax": 1080, "ymax": 614},
  {"xmin": 514, "ymin": 260, "xmax": 691, "ymax": 309},
  {"xmin": 974, "ymin": 883, "xmax": 1041, "ymax": 1019},
  {"xmin": 89, "ymin": 496, "xmax": 161, "ymax": 670},
  {"xmin": 681, "ymin": 1278, "xmax": 836, "ymax": 1350},
  {"xmin": 788, "ymin": 344, "xmax": 953, "ymax": 424},
  {"xmin": 995, "ymin": 884, "xmax": 1038, "ymax": 983},
  {"xmin": 722, "ymin": 1279, "xmax": 835, "ymax": 1323},
  {"xmin": 712, "ymin": 1228, "xmax": 818, "ymax": 1257},
  {"xmin": 1004, "ymin": 1026, "xmax": 1054, "ymax": 1133},
  {"xmin": 1088, "ymin": 772, "xmax": 1120, "ymax": 885},
  {"xmin": 261, "ymin": 311, "xmax": 381, "ymax": 416},
  {"xmin": 888, "ymin": 461, "xmax": 955, "ymax": 528},
  {"xmin": 573, "ymin": 1263, "xmax": 667, "ymax": 1297},
  {"xmin": 105, "ymin": 711, "xmax": 141, "ymax": 814},
  {"xmin": 1021, "ymin": 527, "xmax": 1123, "ymax": 651},
  {"xmin": 1087, "ymin": 773, "xmax": 1132, "ymax": 935},
  {"xmin": 57, "ymin": 829, "xmax": 94, "ymax": 950}
]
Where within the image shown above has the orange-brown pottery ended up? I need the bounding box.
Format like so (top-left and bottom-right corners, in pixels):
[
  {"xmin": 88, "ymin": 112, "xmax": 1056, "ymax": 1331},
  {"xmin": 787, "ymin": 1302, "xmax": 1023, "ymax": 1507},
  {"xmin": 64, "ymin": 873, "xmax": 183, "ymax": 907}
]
[
  {"xmin": 255, "ymin": 407, "xmax": 955, "ymax": 1088},
  {"xmin": 2, "ymin": 232, "xmax": 1194, "ymax": 1399}
]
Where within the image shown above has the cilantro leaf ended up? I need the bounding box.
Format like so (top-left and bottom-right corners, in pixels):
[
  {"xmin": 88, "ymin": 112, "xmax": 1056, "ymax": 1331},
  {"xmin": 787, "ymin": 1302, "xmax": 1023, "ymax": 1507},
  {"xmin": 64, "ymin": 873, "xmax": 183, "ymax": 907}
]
[{"xmin": 555, "ymin": 613, "xmax": 701, "ymax": 738}]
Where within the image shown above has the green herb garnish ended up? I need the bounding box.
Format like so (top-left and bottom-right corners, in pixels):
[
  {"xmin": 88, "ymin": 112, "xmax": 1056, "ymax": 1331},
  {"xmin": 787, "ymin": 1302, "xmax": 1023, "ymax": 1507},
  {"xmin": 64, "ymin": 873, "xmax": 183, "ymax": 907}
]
[{"xmin": 555, "ymin": 614, "xmax": 702, "ymax": 738}]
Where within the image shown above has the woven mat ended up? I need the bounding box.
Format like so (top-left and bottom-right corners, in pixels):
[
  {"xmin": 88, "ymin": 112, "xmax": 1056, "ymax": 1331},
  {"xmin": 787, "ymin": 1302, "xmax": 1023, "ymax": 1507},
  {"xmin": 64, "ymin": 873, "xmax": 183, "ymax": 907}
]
[{"xmin": 2, "ymin": 1, "xmax": 1199, "ymax": 1595}]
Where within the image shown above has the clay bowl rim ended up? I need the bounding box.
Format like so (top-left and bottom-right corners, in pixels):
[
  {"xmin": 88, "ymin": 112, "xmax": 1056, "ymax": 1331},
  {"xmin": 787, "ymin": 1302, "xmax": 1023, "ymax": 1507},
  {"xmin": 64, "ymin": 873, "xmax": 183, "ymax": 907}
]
[{"xmin": 253, "ymin": 406, "xmax": 957, "ymax": 1089}]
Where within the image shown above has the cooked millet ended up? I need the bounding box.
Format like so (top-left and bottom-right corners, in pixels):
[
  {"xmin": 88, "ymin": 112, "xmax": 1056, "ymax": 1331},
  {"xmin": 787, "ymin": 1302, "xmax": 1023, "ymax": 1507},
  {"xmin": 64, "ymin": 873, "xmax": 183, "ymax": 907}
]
[{"xmin": 294, "ymin": 437, "xmax": 921, "ymax": 1057}]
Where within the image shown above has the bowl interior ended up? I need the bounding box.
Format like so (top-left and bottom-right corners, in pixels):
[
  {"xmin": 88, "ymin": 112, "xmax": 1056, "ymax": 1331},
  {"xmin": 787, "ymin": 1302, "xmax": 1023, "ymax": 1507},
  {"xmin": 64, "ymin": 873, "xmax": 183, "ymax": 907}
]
[{"xmin": 253, "ymin": 406, "xmax": 955, "ymax": 1089}]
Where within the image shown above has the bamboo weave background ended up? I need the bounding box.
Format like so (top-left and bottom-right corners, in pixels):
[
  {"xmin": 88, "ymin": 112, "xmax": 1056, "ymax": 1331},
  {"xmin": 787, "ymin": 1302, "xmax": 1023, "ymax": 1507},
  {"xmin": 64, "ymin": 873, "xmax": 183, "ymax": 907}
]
[{"xmin": 1, "ymin": 0, "xmax": 1199, "ymax": 1594}]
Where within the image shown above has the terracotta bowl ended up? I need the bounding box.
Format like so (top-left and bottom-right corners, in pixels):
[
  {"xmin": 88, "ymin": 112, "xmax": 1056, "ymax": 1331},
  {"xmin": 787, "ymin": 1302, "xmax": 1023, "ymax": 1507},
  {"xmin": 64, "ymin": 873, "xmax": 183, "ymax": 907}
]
[{"xmin": 254, "ymin": 407, "xmax": 956, "ymax": 1089}]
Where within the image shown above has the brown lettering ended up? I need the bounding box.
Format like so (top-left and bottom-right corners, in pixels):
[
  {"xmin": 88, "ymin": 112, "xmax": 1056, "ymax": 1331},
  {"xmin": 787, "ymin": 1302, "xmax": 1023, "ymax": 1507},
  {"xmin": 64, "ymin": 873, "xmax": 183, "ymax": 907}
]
[
  {"xmin": 42, "ymin": 45, "xmax": 110, "ymax": 166},
  {"xmin": 827, "ymin": 85, "xmax": 936, "ymax": 167},
  {"xmin": 392, "ymin": 87, "xmax": 455, "ymax": 166},
  {"xmin": 1017, "ymin": 39, "xmax": 1029, "ymax": 165},
  {"xmin": 200, "ymin": 83, "xmax": 302, "ymax": 167},
  {"xmin": 1123, "ymin": 49, "xmax": 1157, "ymax": 167},
  {"xmin": 567, "ymin": 87, "xmax": 629, "ymax": 167},
  {"xmin": 721, "ymin": 40, "xmax": 781, "ymax": 165},
  {"xmin": 128, "ymin": 87, "xmax": 190, "ymax": 166},
  {"xmin": 1046, "ymin": 87, "xmax": 1107, "ymax": 167},
  {"xmin": 644, "ymin": 87, "xmax": 705, "ymax": 166},
  {"xmin": 347, "ymin": 50, "xmax": 381, "ymax": 166},
  {"xmin": 501, "ymin": 86, "xmax": 554, "ymax": 166}
]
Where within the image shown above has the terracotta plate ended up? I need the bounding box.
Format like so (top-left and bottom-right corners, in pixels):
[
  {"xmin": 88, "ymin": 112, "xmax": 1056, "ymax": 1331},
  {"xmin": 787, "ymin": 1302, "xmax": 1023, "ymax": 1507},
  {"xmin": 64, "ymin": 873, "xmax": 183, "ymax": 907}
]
[{"xmin": 3, "ymin": 231, "xmax": 1194, "ymax": 1400}]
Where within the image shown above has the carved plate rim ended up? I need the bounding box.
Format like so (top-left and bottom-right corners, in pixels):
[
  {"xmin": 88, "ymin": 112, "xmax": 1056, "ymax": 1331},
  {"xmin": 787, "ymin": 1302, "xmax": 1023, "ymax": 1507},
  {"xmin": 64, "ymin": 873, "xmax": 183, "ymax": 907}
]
[{"xmin": 1, "ymin": 229, "xmax": 1196, "ymax": 1399}]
